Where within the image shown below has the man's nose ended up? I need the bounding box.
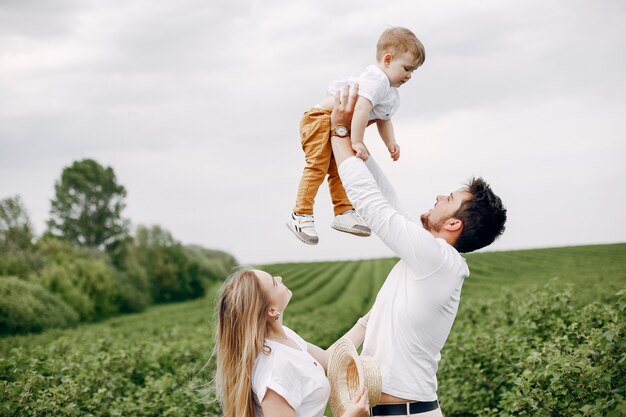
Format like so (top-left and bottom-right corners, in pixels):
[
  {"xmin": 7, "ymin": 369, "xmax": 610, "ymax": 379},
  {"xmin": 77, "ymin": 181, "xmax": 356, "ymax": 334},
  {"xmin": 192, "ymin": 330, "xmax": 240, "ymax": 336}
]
[{"xmin": 277, "ymin": 276, "xmax": 283, "ymax": 283}]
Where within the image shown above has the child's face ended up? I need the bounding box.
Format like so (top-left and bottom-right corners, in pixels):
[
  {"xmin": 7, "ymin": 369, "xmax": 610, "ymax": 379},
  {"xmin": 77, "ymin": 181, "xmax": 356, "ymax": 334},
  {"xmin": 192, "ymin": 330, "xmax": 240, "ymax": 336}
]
[{"xmin": 383, "ymin": 52, "xmax": 421, "ymax": 88}]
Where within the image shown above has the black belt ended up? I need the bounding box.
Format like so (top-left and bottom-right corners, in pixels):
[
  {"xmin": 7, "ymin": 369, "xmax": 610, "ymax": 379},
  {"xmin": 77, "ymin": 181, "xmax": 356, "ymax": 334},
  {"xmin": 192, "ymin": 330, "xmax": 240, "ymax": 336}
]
[{"xmin": 370, "ymin": 400, "xmax": 439, "ymax": 416}]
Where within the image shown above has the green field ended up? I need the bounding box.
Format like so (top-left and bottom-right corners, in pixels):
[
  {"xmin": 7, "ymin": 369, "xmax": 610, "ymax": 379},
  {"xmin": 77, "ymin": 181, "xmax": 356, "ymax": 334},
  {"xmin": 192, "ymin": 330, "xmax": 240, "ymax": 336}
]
[{"xmin": 1, "ymin": 243, "xmax": 625, "ymax": 416}]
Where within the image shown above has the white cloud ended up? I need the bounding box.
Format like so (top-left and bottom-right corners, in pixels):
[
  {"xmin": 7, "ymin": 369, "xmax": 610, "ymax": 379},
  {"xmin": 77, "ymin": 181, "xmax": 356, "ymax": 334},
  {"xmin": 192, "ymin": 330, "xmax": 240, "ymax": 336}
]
[{"xmin": 1, "ymin": 0, "xmax": 625, "ymax": 264}]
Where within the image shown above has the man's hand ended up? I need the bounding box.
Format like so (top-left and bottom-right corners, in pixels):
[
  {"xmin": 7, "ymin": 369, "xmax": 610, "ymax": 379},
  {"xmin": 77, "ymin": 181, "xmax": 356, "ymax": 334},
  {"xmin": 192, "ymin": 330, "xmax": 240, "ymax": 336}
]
[
  {"xmin": 330, "ymin": 83, "xmax": 359, "ymax": 132},
  {"xmin": 352, "ymin": 142, "xmax": 370, "ymax": 161},
  {"xmin": 387, "ymin": 142, "xmax": 400, "ymax": 161},
  {"xmin": 330, "ymin": 84, "xmax": 360, "ymax": 167}
]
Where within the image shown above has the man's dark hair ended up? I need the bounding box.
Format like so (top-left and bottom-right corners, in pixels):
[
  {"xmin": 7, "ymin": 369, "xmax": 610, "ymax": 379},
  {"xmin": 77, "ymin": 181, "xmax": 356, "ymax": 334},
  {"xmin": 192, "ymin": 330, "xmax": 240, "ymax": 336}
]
[{"xmin": 453, "ymin": 177, "xmax": 507, "ymax": 253}]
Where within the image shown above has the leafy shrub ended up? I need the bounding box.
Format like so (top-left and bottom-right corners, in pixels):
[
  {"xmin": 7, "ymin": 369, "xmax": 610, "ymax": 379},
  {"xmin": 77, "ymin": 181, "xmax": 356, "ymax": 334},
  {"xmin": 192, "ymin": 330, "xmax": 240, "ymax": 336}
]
[
  {"xmin": 108, "ymin": 239, "xmax": 151, "ymax": 312},
  {"xmin": 184, "ymin": 245, "xmax": 237, "ymax": 289},
  {"xmin": 134, "ymin": 226, "xmax": 236, "ymax": 303},
  {"xmin": 2, "ymin": 250, "xmax": 624, "ymax": 416},
  {"xmin": 0, "ymin": 295, "xmax": 221, "ymax": 416},
  {"xmin": 30, "ymin": 257, "xmax": 123, "ymax": 321},
  {"xmin": 438, "ymin": 285, "xmax": 626, "ymax": 417},
  {"xmin": 0, "ymin": 276, "xmax": 78, "ymax": 335},
  {"xmin": 114, "ymin": 269, "xmax": 150, "ymax": 313},
  {"xmin": 0, "ymin": 249, "xmax": 45, "ymax": 280}
]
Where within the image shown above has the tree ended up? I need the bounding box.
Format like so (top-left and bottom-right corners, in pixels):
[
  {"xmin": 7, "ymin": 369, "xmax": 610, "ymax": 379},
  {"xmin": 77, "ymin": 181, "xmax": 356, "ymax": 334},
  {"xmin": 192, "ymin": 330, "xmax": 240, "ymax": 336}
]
[
  {"xmin": 0, "ymin": 195, "xmax": 44, "ymax": 278},
  {"xmin": 47, "ymin": 159, "xmax": 129, "ymax": 250},
  {"xmin": 0, "ymin": 195, "xmax": 34, "ymax": 252},
  {"xmin": 135, "ymin": 225, "xmax": 189, "ymax": 302}
]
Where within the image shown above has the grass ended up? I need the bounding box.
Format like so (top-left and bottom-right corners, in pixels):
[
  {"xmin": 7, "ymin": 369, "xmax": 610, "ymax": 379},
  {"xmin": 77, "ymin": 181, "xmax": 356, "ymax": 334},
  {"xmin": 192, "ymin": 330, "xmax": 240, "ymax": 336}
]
[{"xmin": 1, "ymin": 242, "xmax": 624, "ymax": 416}]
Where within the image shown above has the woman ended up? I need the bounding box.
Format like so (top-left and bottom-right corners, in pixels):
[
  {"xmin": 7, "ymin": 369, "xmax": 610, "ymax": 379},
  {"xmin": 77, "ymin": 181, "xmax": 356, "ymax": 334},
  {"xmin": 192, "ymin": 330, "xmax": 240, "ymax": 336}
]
[{"xmin": 214, "ymin": 268, "xmax": 370, "ymax": 417}]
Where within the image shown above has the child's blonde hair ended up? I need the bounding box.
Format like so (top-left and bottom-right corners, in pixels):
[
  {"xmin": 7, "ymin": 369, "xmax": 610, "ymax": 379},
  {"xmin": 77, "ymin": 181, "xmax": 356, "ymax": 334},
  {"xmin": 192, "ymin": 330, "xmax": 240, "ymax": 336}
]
[{"xmin": 376, "ymin": 27, "xmax": 425, "ymax": 66}]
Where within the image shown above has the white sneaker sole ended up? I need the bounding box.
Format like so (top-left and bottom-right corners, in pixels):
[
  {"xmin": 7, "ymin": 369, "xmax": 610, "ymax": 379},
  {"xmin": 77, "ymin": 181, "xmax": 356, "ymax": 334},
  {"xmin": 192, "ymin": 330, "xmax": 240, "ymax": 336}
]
[
  {"xmin": 331, "ymin": 223, "xmax": 372, "ymax": 237},
  {"xmin": 285, "ymin": 222, "xmax": 319, "ymax": 245}
]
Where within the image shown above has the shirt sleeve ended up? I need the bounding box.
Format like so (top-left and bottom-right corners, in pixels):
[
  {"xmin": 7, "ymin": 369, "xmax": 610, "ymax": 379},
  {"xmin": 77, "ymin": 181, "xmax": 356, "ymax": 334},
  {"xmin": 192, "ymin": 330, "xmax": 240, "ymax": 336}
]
[
  {"xmin": 252, "ymin": 355, "xmax": 304, "ymax": 411},
  {"xmin": 339, "ymin": 156, "xmax": 445, "ymax": 277},
  {"xmin": 357, "ymin": 71, "xmax": 386, "ymax": 107},
  {"xmin": 364, "ymin": 157, "xmax": 410, "ymax": 218}
]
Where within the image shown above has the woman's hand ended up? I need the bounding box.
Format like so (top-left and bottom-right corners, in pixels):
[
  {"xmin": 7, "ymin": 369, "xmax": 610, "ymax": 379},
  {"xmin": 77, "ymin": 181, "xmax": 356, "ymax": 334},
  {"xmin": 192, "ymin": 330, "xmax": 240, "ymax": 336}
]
[{"xmin": 342, "ymin": 386, "xmax": 370, "ymax": 417}]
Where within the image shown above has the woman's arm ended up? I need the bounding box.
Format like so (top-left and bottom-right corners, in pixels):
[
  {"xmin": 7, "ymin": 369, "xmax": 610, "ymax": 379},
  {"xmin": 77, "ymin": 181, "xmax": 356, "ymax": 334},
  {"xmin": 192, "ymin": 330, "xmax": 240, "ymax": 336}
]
[
  {"xmin": 306, "ymin": 311, "xmax": 371, "ymax": 370},
  {"xmin": 261, "ymin": 389, "xmax": 297, "ymax": 417}
]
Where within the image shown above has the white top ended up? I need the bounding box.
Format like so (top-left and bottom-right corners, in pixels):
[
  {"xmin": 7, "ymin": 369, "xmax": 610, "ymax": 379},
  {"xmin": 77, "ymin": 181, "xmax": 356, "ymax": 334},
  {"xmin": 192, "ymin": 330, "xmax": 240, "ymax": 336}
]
[
  {"xmin": 251, "ymin": 326, "xmax": 330, "ymax": 417},
  {"xmin": 327, "ymin": 65, "xmax": 400, "ymax": 121},
  {"xmin": 338, "ymin": 156, "xmax": 470, "ymax": 402}
]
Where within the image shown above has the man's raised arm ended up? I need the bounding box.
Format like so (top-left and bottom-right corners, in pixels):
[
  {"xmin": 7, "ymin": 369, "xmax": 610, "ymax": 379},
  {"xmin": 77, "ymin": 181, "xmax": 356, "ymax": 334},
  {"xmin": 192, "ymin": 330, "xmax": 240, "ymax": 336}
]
[
  {"xmin": 328, "ymin": 83, "xmax": 442, "ymax": 276},
  {"xmin": 329, "ymin": 84, "xmax": 359, "ymax": 163}
]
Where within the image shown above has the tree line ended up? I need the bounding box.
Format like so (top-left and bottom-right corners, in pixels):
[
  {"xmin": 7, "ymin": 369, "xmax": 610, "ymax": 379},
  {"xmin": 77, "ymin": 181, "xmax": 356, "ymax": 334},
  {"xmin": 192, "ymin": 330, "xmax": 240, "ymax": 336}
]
[{"xmin": 0, "ymin": 159, "xmax": 237, "ymax": 335}]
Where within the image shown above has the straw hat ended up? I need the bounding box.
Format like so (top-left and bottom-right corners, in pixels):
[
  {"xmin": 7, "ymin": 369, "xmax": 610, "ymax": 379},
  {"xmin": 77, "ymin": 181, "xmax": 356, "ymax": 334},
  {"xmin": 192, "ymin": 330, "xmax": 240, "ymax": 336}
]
[{"xmin": 328, "ymin": 338, "xmax": 382, "ymax": 416}]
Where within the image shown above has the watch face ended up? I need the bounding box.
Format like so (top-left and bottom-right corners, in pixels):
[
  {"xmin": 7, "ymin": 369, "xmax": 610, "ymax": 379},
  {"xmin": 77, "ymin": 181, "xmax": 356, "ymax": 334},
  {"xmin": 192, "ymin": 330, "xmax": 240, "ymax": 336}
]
[{"xmin": 336, "ymin": 126, "xmax": 348, "ymax": 136}]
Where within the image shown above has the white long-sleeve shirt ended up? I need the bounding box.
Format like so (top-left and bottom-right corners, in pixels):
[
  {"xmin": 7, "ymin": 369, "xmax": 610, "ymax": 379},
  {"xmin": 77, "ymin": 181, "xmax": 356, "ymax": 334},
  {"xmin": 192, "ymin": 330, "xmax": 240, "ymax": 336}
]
[{"xmin": 338, "ymin": 156, "xmax": 470, "ymax": 401}]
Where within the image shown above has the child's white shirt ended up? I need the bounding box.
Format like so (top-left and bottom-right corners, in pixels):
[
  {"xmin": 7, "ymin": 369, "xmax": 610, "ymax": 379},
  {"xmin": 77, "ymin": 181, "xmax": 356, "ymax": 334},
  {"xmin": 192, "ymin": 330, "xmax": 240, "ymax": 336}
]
[{"xmin": 327, "ymin": 64, "xmax": 400, "ymax": 121}]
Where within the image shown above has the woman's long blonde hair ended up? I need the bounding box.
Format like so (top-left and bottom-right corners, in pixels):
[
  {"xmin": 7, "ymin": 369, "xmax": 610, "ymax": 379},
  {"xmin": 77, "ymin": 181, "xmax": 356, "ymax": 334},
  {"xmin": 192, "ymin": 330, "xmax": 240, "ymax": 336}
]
[{"xmin": 214, "ymin": 268, "xmax": 270, "ymax": 417}]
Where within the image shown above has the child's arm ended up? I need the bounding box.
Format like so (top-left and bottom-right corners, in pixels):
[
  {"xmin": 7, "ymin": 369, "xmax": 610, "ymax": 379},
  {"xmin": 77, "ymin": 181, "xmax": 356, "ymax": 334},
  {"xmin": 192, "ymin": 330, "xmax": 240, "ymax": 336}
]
[
  {"xmin": 350, "ymin": 97, "xmax": 373, "ymax": 161},
  {"xmin": 377, "ymin": 119, "xmax": 400, "ymax": 161}
]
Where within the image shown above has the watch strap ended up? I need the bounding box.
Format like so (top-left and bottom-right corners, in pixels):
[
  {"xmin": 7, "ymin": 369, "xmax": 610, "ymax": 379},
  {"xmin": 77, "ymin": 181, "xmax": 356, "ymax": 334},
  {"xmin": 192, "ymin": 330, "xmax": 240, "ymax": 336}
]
[{"xmin": 331, "ymin": 127, "xmax": 350, "ymax": 138}]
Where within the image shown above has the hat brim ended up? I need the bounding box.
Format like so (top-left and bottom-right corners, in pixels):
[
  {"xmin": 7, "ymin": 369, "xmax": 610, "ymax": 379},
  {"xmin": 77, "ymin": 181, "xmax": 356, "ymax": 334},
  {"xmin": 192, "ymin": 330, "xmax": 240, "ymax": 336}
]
[{"xmin": 328, "ymin": 338, "xmax": 381, "ymax": 416}]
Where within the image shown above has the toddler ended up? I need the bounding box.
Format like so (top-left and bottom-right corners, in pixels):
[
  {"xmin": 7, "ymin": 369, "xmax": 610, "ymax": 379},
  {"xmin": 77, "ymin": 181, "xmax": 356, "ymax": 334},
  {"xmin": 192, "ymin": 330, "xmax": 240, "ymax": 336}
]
[{"xmin": 287, "ymin": 27, "xmax": 425, "ymax": 245}]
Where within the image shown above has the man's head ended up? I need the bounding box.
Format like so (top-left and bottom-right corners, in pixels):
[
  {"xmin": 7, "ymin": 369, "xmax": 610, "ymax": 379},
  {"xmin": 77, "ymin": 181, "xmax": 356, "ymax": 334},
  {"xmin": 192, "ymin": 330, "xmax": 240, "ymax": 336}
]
[{"xmin": 421, "ymin": 177, "xmax": 507, "ymax": 253}]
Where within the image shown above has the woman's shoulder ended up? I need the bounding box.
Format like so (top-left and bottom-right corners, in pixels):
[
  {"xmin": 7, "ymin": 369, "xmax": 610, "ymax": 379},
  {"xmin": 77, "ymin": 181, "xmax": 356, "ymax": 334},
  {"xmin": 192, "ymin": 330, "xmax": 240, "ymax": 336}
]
[
  {"xmin": 252, "ymin": 328, "xmax": 307, "ymax": 379},
  {"xmin": 251, "ymin": 340, "xmax": 308, "ymax": 398},
  {"xmin": 282, "ymin": 326, "xmax": 308, "ymax": 350}
]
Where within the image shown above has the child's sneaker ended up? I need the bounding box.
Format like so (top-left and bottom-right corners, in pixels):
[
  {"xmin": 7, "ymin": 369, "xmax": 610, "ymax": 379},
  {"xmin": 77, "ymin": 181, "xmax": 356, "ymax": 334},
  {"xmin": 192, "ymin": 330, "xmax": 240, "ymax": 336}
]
[
  {"xmin": 286, "ymin": 212, "xmax": 319, "ymax": 245},
  {"xmin": 331, "ymin": 209, "xmax": 371, "ymax": 237}
]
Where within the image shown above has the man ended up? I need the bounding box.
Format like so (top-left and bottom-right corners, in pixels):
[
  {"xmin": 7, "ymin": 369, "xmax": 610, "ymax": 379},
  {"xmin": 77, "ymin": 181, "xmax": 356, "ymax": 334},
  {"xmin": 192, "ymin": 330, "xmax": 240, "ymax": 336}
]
[{"xmin": 329, "ymin": 85, "xmax": 507, "ymax": 417}]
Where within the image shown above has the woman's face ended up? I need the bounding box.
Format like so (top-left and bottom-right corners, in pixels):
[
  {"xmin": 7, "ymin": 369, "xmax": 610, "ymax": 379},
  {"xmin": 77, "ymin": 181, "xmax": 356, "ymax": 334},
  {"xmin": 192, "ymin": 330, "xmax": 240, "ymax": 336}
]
[{"xmin": 254, "ymin": 269, "xmax": 292, "ymax": 314}]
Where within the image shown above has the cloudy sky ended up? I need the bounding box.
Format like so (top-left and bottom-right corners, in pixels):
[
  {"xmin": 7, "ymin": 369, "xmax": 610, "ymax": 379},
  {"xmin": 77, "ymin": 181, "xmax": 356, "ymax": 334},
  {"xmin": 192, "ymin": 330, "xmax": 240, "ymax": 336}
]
[{"xmin": 1, "ymin": 0, "xmax": 625, "ymax": 264}]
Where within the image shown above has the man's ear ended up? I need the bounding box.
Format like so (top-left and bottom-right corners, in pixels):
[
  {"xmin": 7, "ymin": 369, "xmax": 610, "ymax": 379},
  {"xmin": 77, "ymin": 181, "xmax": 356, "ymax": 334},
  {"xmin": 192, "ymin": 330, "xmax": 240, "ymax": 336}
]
[{"xmin": 445, "ymin": 218, "xmax": 463, "ymax": 232}]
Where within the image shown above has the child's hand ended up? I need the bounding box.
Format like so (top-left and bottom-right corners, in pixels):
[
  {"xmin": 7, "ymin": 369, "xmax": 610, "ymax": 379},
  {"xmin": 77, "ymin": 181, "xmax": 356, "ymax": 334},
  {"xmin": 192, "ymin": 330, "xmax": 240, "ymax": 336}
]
[
  {"xmin": 388, "ymin": 142, "xmax": 400, "ymax": 161},
  {"xmin": 352, "ymin": 142, "xmax": 370, "ymax": 161}
]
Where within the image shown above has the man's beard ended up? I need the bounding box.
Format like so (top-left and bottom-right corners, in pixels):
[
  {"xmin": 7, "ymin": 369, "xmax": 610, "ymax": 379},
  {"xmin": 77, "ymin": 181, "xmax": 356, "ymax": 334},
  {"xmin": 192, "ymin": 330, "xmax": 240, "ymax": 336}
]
[{"xmin": 421, "ymin": 213, "xmax": 445, "ymax": 232}]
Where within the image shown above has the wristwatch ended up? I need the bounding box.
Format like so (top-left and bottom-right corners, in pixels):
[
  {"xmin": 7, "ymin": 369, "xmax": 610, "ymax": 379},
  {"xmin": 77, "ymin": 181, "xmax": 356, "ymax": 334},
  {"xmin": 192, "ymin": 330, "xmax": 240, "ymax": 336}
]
[{"xmin": 331, "ymin": 126, "xmax": 350, "ymax": 138}]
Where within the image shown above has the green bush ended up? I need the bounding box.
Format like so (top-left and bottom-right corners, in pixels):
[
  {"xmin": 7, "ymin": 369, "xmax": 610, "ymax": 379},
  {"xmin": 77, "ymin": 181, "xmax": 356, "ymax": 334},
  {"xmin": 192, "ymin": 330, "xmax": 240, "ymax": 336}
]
[
  {"xmin": 0, "ymin": 249, "xmax": 45, "ymax": 280},
  {"xmin": 30, "ymin": 257, "xmax": 123, "ymax": 321},
  {"xmin": 0, "ymin": 295, "xmax": 221, "ymax": 416},
  {"xmin": 134, "ymin": 226, "xmax": 236, "ymax": 303},
  {"xmin": 0, "ymin": 276, "xmax": 78, "ymax": 335},
  {"xmin": 184, "ymin": 245, "xmax": 237, "ymax": 293},
  {"xmin": 108, "ymin": 239, "xmax": 151, "ymax": 312},
  {"xmin": 438, "ymin": 286, "xmax": 626, "ymax": 417},
  {"xmin": 2, "ymin": 248, "xmax": 624, "ymax": 415},
  {"xmin": 185, "ymin": 245, "xmax": 237, "ymax": 278},
  {"xmin": 115, "ymin": 269, "xmax": 150, "ymax": 313}
]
